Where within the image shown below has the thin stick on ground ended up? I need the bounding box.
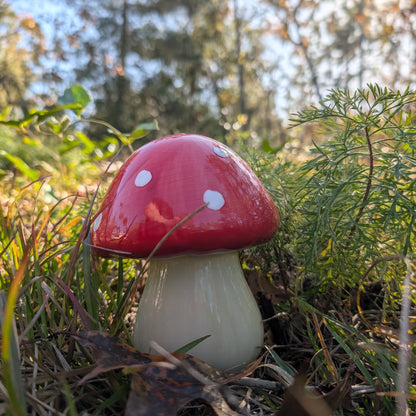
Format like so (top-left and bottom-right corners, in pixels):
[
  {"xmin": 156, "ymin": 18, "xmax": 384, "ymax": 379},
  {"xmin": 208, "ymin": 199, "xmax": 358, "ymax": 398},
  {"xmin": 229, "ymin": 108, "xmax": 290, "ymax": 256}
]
[{"xmin": 396, "ymin": 257, "xmax": 415, "ymax": 416}]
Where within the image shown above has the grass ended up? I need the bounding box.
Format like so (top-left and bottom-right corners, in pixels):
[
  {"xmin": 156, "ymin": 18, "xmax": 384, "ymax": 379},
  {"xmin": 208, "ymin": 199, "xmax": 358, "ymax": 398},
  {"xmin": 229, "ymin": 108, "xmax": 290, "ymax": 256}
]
[{"xmin": 1, "ymin": 83, "xmax": 416, "ymax": 415}]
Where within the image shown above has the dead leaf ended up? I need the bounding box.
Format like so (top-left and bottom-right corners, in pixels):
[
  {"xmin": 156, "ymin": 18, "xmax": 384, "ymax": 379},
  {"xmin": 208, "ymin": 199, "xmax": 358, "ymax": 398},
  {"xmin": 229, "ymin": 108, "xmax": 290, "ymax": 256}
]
[
  {"xmin": 72, "ymin": 331, "xmax": 255, "ymax": 416},
  {"xmin": 72, "ymin": 331, "xmax": 155, "ymax": 383},
  {"xmin": 275, "ymin": 375, "xmax": 333, "ymax": 416},
  {"xmin": 275, "ymin": 365, "xmax": 355, "ymax": 416},
  {"xmin": 245, "ymin": 268, "xmax": 289, "ymax": 305},
  {"xmin": 125, "ymin": 371, "xmax": 240, "ymax": 416}
]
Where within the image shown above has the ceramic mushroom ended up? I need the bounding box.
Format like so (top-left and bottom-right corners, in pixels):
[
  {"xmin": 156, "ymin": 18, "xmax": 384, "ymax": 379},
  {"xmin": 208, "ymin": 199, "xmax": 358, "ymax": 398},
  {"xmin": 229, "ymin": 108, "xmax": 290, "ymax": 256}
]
[{"xmin": 91, "ymin": 133, "xmax": 280, "ymax": 370}]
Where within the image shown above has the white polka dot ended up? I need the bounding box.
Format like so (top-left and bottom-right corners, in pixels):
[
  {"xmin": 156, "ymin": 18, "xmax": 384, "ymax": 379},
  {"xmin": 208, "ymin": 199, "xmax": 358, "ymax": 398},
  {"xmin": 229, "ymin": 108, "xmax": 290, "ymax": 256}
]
[
  {"xmin": 93, "ymin": 213, "xmax": 102, "ymax": 232},
  {"xmin": 213, "ymin": 147, "xmax": 229, "ymax": 158},
  {"xmin": 203, "ymin": 190, "xmax": 225, "ymax": 210},
  {"xmin": 135, "ymin": 170, "xmax": 152, "ymax": 187}
]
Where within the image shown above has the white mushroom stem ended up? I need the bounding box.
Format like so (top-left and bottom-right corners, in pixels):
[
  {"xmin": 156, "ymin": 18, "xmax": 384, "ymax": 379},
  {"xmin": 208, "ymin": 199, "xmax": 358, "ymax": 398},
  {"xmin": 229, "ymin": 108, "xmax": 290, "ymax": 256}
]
[{"xmin": 133, "ymin": 251, "xmax": 264, "ymax": 370}]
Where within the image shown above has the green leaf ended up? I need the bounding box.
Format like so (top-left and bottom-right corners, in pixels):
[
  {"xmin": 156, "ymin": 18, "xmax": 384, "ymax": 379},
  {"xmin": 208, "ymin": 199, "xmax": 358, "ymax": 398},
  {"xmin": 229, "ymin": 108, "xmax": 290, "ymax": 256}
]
[
  {"xmin": 0, "ymin": 151, "xmax": 39, "ymax": 180},
  {"xmin": 22, "ymin": 136, "xmax": 40, "ymax": 147},
  {"xmin": 0, "ymin": 120, "xmax": 21, "ymax": 128},
  {"xmin": 0, "ymin": 106, "xmax": 12, "ymax": 121},
  {"xmin": 0, "ymin": 105, "xmax": 85, "ymax": 129},
  {"xmin": 34, "ymin": 105, "xmax": 79, "ymax": 122},
  {"xmin": 174, "ymin": 335, "xmax": 211, "ymax": 354},
  {"xmin": 75, "ymin": 131, "xmax": 95, "ymax": 155},
  {"xmin": 59, "ymin": 140, "xmax": 79, "ymax": 155},
  {"xmin": 261, "ymin": 139, "xmax": 284, "ymax": 154},
  {"xmin": 59, "ymin": 84, "xmax": 92, "ymax": 116},
  {"xmin": 129, "ymin": 120, "xmax": 159, "ymax": 140}
]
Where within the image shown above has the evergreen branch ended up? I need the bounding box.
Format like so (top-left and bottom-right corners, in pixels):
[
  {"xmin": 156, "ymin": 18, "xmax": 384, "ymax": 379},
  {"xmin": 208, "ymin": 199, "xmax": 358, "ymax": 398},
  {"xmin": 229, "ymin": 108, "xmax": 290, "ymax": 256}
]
[{"xmin": 347, "ymin": 126, "xmax": 373, "ymax": 239}]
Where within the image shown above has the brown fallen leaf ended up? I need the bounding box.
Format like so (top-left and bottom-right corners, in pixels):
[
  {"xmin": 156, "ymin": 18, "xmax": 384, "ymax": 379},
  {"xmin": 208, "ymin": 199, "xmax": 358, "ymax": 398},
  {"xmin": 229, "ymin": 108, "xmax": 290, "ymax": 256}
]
[
  {"xmin": 275, "ymin": 365, "xmax": 355, "ymax": 416},
  {"xmin": 275, "ymin": 375, "xmax": 333, "ymax": 416},
  {"xmin": 72, "ymin": 331, "xmax": 256, "ymax": 416},
  {"xmin": 245, "ymin": 268, "xmax": 289, "ymax": 306},
  {"xmin": 72, "ymin": 331, "xmax": 154, "ymax": 382},
  {"xmin": 126, "ymin": 368, "xmax": 239, "ymax": 416}
]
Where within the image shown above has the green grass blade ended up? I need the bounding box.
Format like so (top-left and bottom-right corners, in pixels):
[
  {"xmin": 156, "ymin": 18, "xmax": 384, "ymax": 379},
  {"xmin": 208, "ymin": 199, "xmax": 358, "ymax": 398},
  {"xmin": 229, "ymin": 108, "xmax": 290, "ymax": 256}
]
[
  {"xmin": 0, "ymin": 280, "xmax": 28, "ymax": 416},
  {"xmin": 175, "ymin": 335, "xmax": 211, "ymax": 354}
]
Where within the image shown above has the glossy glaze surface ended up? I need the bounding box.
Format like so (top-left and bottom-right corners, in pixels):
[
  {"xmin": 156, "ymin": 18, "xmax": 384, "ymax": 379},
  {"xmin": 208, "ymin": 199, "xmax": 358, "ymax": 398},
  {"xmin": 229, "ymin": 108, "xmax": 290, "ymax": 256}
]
[
  {"xmin": 133, "ymin": 251, "xmax": 264, "ymax": 370},
  {"xmin": 91, "ymin": 133, "xmax": 279, "ymax": 257}
]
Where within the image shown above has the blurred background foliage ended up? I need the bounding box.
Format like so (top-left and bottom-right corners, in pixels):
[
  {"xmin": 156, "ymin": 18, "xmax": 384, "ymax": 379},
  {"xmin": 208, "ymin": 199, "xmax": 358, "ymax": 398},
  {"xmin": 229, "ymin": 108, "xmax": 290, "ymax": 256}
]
[
  {"xmin": 2, "ymin": 0, "xmax": 416, "ymax": 149},
  {"xmin": 1, "ymin": 1, "xmax": 416, "ymax": 414}
]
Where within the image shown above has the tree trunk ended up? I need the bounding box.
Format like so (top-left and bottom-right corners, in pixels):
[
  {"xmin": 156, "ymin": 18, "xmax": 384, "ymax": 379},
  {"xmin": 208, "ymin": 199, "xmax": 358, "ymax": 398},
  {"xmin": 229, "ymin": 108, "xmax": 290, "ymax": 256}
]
[
  {"xmin": 233, "ymin": 0, "xmax": 249, "ymax": 129},
  {"xmin": 113, "ymin": 0, "xmax": 128, "ymax": 130}
]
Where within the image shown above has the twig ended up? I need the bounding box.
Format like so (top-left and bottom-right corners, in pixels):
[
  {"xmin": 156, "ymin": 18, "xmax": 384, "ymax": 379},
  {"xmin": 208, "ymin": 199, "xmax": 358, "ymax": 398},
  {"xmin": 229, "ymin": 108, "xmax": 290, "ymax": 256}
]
[
  {"xmin": 396, "ymin": 257, "xmax": 415, "ymax": 416},
  {"xmin": 230, "ymin": 377, "xmax": 285, "ymax": 391},
  {"xmin": 149, "ymin": 341, "xmax": 218, "ymax": 388},
  {"xmin": 311, "ymin": 313, "xmax": 338, "ymax": 383},
  {"xmin": 360, "ymin": 254, "xmax": 404, "ymax": 282},
  {"xmin": 149, "ymin": 341, "xmax": 250, "ymax": 416}
]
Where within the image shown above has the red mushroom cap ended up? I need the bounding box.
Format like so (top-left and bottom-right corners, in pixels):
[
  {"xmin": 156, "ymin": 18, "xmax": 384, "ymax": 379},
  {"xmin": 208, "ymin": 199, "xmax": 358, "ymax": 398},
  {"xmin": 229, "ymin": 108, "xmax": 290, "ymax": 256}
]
[{"xmin": 91, "ymin": 133, "xmax": 280, "ymax": 258}]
